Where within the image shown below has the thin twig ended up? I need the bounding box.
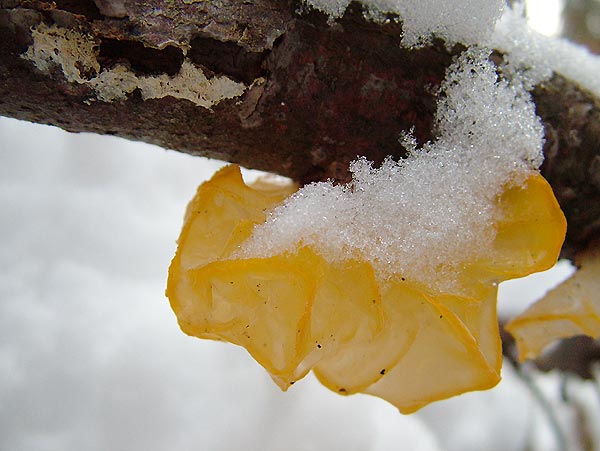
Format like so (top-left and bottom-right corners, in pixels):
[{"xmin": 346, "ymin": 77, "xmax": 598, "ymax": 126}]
[{"xmin": 512, "ymin": 362, "xmax": 569, "ymax": 451}]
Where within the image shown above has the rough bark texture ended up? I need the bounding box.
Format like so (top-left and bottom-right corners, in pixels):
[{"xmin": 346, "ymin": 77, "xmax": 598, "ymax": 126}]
[{"xmin": 0, "ymin": 0, "xmax": 599, "ymax": 259}]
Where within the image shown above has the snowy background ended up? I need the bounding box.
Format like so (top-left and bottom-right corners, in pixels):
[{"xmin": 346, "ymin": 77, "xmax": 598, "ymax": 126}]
[
  {"xmin": 0, "ymin": 115, "xmax": 584, "ymax": 451},
  {"xmin": 1, "ymin": 1, "xmax": 598, "ymax": 449}
]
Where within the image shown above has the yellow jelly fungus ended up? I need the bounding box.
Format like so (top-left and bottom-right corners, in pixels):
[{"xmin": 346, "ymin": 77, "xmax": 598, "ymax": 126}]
[
  {"xmin": 506, "ymin": 247, "xmax": 600, "ymax": 361},
  {"xmin": 166, "ymin": 165, "xmax": 566, "ymax": 413}
]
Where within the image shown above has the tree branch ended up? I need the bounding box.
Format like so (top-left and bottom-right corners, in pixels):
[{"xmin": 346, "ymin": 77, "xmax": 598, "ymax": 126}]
[{"xmin": 1, "ymin": 0, "xmax": 599, "ymax": 258}]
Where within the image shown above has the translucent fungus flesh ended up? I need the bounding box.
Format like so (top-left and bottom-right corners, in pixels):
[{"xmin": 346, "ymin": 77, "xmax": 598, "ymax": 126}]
[
  {"xmin": 506, "ymin": 248, "xmax": 600, "ymax": 361},
  {"xmin": 166, "ymin": 165, "xmax": 566, "ymax": 413}
]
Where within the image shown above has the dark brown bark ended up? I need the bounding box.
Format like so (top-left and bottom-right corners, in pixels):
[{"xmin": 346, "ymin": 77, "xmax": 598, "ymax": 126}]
[{"xmin": 0, "ymin": 0, "xmax": 599, "ymax": 259}]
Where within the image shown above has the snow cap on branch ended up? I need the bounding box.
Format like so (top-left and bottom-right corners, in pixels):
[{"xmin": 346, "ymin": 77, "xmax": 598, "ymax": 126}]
[{"xmin": 304, "ymin": 0, "xmax": 505, "ymax": 47}]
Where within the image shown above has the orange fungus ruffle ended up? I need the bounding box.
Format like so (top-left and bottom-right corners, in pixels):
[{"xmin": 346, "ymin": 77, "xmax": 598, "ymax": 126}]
[{"xmin": 166, "ymin": 165, "xmax": 566, "ymax": 413}]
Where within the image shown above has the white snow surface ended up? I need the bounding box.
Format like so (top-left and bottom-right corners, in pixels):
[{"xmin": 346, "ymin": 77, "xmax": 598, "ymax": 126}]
[
  {"xmin": 241, "ymin": 49, "xmax": 544, "ymax": 292},
  {"xmin": 304, "ymin": 0, "xmax": 505, "ymax": 48},
  {"xmin": 0, "ymin": 117, "xmax": 593, "ymax": 451},
  {"xmin": 0, "ymin": 118, "xmax": 442, "ymax": 451}
]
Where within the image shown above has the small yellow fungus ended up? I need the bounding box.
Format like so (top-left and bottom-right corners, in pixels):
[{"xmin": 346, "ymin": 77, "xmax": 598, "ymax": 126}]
[
  {"xmin": 166, "ymin": 165, "xmax": 566, "ymax": 413},
  {"xmin": 506, "ymin": 247, "xmax": 600, "ymax": 361}
]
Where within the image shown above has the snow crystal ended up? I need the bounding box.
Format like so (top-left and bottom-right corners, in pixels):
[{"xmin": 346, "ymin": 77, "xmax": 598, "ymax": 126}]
[
  {"xmin": 239, "ymin": 49, "xmax": 544, "ymax": 293},
  {"xmin": 237, "ymin": 1, "xmax": 600, "ymax": 293},
  {"xmin": 490, "ymin": 4, "xmax": 600, "ymax": 97},
  {"xmin": 303, "ymin": 0, "xmax": 505, "ymax": 48}
]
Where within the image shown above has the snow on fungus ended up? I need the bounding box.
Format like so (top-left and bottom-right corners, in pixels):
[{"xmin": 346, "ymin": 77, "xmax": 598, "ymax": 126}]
[
  {"xmin": 166, "ymin": 162, "xmax": 565, "ymax": 413},
  {"xmin": 506, "ymin": 248, "xmax": 600, "ymax": 362},
  {"xmin": 240, "ymin": 48, "xmax": 547, "ymax": 294}
]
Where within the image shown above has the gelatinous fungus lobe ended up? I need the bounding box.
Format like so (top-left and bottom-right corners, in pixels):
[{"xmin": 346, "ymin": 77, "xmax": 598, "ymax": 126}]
[{"xmin": 166, "ymin": 165, "xmax": 566, "ymax": 413}]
